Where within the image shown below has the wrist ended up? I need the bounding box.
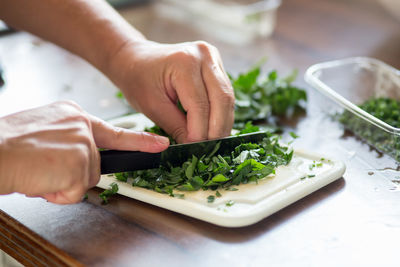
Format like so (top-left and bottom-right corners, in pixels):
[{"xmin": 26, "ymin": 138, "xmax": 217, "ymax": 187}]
[
  {"xmin": 104, "ymin": 38, "xmax": 155, "ymax": 89},
  {"xmin": 96, "ymin": 29, "xmax": 148, "ymax": 77}
]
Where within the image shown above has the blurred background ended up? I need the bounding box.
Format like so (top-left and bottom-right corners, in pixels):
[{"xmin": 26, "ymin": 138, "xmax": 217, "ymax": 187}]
[{"xmin": 0, "ymin": 0, "xmax": 399, "ymax": 121}]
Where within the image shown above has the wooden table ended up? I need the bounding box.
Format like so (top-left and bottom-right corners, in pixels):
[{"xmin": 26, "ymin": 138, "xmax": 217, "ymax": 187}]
[{"xmin": 1, "ymin": 0, "xmax": 400, "ymax": 266}]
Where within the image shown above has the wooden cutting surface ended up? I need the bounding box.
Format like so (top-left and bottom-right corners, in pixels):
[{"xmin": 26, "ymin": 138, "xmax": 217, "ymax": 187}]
[{"xmin": 1, "ymin": 0, "xmax": 400, "ymax": 266}]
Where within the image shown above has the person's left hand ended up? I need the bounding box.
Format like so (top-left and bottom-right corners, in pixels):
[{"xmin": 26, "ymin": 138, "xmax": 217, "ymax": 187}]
[{"xmin": 107, "ymin": 40, "xmax": 235, "ymax": 144}]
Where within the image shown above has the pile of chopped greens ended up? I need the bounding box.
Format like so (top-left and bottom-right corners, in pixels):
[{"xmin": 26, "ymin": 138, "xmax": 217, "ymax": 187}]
[
  {"xmin": 339, "ymin": 97, "xmax": 400, "ymax": 161},
  {"xmin": 100, "ymin": 63, "xmax": 306, "ymax": 203},
  {"xmin": 112, "ymin": 132, "xmax": 293, "ymax": 201},
  {"xmin": 230, "ymin": 64, "xmax": 307, "ymax": 125}
]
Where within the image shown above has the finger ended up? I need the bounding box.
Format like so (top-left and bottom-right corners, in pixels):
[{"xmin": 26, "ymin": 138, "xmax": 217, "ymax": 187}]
[
  {"xmin": 143, "ymin": 99, "xmax": 189, "ymax": 144},
  {"xmin": 201, "ymin": 49, "xmax": 235, "ymax": 139},
  {"xmin": 88, "ymin": 114, "xmax": 169, "ymax": 152},
  {"xmin": 172, "ymin": 65, "xmax": 210, "ymax": 142},
  {"xmin": 41, "ymin": 187, "xmax": 85, "ymax": 204}
]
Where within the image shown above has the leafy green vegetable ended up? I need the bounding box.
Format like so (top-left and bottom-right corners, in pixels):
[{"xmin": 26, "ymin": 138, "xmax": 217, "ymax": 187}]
[
  {"xmin": 115, "ymin": 91, "xmax": 124, "ymax": 99},
  {"xmin": 236, "ymin": 121, "xmax": 260, "ymax": 135},
  {"xmin": 115, "ymin": 132, "xmax": 293, "ymax": 200},
  {"xmin": 99, "ymin": 182, "xmax": 119, "ymax": 204},
  {"xmin": 230, "ymin": 66, "xmax": 307, "ymax": 124},
  {"xmin": 309, "ymin": 160, "xmax": 323, "ymax": 170},
  {"xmin": 226, "ymin": 200, "xmax": 235, "ymax": 207},
  {"xmin": 289, "ymin": 132, "xmax": 299, "ymax": 139},
  {"xmin": 339, "ymin": 97, "xmax": 400, "ymax": 161}
]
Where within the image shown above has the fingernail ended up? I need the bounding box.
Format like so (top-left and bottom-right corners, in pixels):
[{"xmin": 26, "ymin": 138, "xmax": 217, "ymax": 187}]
[{"xmin": 156, "ymin": 136, "xmax": 170, "ymax": 146}]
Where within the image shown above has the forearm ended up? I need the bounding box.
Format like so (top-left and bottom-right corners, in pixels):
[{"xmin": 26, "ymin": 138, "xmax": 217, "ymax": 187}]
[{"xmin": 0, "ymin": 0, "xmax": 146, "ymax": 74}]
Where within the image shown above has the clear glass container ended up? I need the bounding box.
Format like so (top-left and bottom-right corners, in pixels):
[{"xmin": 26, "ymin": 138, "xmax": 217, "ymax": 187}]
[
  {"xmin": 156, "ymin": 0, "xmax": 281, "ymax": 45},
  {"xmin": 305, "ymin": 57, "xmax": 400, "ymax": 161}
]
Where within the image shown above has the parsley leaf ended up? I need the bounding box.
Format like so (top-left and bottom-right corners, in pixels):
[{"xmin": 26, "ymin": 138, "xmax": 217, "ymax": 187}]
[
  {"xmin": 99, "ymin": 182, "xmax": 119, "ymax": 204},
  {"xmin": 230, "ymin": 66, "xmax": 307, "ymax": 124}
]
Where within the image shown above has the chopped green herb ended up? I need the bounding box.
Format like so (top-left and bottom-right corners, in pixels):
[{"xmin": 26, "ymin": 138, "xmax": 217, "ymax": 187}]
[
  {"xmin": 174, "ymin": 194, "xmax": 185, "ymax": 199},
  {"xmin": 309, "ymin": 164, "xmax": 315, "ymax": 171},
  {"xmin": 226, "ymin": 200, "xmax": 235, "ymax": 207},
  {"xmin": 115, "ymin": 91, "xmax": 124, "ymax": 99},
  {"xmin": 207, "ymin": 195, "xmax": 215, "ymax": 203},
  {"xmin": 115, "ymin": 172, "xmax": 129, "ymax": 182},
  {"xmin": 309, "ymin": 160, "xmax": 323, "ymax": 170},
  {"xmin": 339, "ymin": 97, "xmax": 400, "ymax": 161},
  {"xmin": 226, "ymin": 187, "xmax": 238, "ymax": 191},
  {"xmin": 230, "ymin": 65, "xmax": 306, "ymax": 124},
  {"xmin": 216, "ymin": 190, "xmax": 222, "ymax": 197},
  {"xmin": 236, "ymin": 121, "xmax": 260, "ymax": 135},
  {"xmin": 113, "ymin": 133, "xmax": 293, "ymax": 199},
  {"xmin": 289, "ymin": 132, "xmax": 299, "ymax": 139},
  {"xmin": 301, "ymin": 174, "xmax": 316, "ymax": 180},
  {"xmin": 99, "ymin": 182, "xmax": 119, "ymax": 204}
]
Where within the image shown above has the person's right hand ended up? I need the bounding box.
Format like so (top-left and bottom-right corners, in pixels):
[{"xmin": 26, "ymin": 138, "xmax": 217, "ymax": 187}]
[{"xmin": 0, "ymin": 101, "xmax": 169, "ymax": 204}]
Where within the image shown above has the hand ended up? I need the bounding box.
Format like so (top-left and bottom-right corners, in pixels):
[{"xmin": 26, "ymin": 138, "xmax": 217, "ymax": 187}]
[
  {"xmin": 108, "ymin": 40, "xmax": 235, "ymax": 143},
  {"xmin": 0, "ymin": 101, "xmax": 169, "ymax": 204}
]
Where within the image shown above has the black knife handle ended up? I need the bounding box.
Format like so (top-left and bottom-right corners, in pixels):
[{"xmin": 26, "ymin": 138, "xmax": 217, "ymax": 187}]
[{"xmin": 100, "ymin": 150, "xmax": 161, "ymax": 174}]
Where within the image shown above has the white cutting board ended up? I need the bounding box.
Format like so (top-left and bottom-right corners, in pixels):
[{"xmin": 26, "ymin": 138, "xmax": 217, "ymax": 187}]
[{"xmin": 97, "ymin": 114, "xmax": 346, "ymax": 227}]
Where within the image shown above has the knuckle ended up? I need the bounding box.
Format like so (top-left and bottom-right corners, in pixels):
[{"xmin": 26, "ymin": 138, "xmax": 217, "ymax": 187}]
[
  {"xmin": 193, "ymin": 99, "xmax": 210, "ymax": 113},
  {"xmin": 73, "ymin": 114, "xmax": 91, "ymax": 127},
  {"xmin": 170, "ymin": 49, "xmax": 199, "ymax": 67},
  {"xmin": 218, "ymin": 90, "xmax": 236, "ymax": 107},
  {"xmin": 58, "ymin": 100, "xmax": 83, "ymax": 111},
  {"xmin": 109, "ymin": 127, "xmax": 124, "ymax": 147},
  {"xmin": 70, "ymin": 144, "xmax": 90, "ymax": 168},
  {"xmin": 194, "ymin": 41, "xmax": 217, "ymax": 57},
  {"xmin": 63, "ymin": 114, "xmax": 91, "ymax": 132},
  {"xmin": 194, "ymin": 40, "xmax": 213, "ymax": 51},
  {"xmin": 137, "ymin": 132, "xmax": 152, "ymax": 150},
  {"xmin": 79, "ymin": 133, "xmax": 93, "ymax": 149}
]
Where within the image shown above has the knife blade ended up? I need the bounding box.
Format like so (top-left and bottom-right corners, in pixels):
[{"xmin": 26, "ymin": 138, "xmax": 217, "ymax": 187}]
[{"xmin": 100, "ymin": 131, "xmax": 267, "ymax": 174}]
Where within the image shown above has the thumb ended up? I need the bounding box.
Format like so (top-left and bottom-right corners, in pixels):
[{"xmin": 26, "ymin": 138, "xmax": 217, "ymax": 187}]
[{"xmin": 88, "ymin": 114, "xmax": 169, "ymax": 152}]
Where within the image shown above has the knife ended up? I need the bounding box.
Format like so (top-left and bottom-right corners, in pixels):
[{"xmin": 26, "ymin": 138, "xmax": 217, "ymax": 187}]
[{"xmin": 100, "ymin": 131, "xmax": 267, "ymax": 174}]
